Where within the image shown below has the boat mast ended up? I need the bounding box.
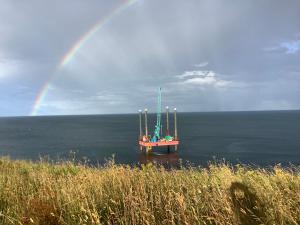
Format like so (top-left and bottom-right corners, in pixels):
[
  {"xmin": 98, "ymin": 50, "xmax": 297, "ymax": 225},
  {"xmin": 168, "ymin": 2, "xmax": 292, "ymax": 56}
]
[{"xmin": 152, "ymin": 87, "xmax": 162, "ymax": 141}]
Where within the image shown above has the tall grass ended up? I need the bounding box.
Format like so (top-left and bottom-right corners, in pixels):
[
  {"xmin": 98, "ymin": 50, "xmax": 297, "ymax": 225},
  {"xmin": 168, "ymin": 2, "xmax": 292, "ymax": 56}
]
[{"xmin": 0, "ymin": 157, "xmax": 299, "ymax": 225}]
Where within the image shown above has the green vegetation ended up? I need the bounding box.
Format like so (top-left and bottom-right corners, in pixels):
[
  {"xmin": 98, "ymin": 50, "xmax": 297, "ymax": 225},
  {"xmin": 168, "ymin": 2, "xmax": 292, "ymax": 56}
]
[{"xmin": 0, "ymin": 157, "xmax": 300, "ymax": 225}]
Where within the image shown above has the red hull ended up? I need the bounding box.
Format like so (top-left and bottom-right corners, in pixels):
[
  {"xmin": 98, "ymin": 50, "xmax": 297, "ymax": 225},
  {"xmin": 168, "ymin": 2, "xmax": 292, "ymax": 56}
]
[{"xmin": 139, "ymin": 140, "xmax": 179, "ymax": 147}]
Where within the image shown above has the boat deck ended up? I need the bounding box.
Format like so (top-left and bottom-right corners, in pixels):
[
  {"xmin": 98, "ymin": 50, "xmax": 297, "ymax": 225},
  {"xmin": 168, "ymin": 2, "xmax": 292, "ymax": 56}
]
[{"xmin": 139, "ymin": 140, "xmax": 179, "ymax": 147}]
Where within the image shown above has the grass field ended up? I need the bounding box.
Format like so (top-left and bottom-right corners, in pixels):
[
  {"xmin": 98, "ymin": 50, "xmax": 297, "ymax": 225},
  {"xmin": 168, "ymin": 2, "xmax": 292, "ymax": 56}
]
[{"xmin": 0, "ymin": 157, "xmax": 299, "ymax": 225}]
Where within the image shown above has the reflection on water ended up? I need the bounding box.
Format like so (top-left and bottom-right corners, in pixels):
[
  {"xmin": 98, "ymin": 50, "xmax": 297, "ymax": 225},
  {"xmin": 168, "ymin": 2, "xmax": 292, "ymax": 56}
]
[{"xmin": 139, "ymin": 152, "xmax": 180, "ymax": 167}]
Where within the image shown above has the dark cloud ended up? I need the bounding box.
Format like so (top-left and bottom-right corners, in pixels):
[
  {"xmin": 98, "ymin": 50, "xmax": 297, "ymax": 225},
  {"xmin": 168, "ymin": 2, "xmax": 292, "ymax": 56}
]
[{"xmin": 0, "ymin": 0, "xmax": 299, "ymax": 116}]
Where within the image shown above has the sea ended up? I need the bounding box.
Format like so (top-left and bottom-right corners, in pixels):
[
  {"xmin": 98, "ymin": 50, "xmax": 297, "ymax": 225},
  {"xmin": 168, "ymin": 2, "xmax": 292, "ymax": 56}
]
[{"xmin": 0, "ymin": 110, "xmax": 299, "ymax": 167}]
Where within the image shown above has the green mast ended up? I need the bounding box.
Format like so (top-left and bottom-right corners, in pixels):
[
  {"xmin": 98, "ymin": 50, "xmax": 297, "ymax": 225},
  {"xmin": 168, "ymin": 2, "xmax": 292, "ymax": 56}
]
[{"xmin": 151, "ymin": 87, "xmax": 162, "ymax": 142}]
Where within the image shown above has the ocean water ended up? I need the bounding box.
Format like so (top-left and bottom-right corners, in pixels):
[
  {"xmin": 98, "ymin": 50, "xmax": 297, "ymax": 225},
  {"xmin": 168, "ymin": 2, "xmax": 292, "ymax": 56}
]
[{"xmin": 0, "ymin": 111, "xmax": 299, "ymax": 167}]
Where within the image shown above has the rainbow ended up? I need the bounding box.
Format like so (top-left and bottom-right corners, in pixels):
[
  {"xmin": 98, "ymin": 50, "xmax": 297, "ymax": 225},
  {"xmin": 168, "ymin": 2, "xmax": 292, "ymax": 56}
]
[{"xmin": 31, "ymin": 0, "xmax": 137, "ymax": 116}]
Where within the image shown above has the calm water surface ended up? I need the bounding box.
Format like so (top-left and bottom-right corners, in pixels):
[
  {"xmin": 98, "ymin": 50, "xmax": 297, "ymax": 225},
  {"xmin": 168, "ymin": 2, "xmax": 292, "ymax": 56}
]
[{"xmin": 0, "ymin": 111, "xmax": 299, "ymax": 167}]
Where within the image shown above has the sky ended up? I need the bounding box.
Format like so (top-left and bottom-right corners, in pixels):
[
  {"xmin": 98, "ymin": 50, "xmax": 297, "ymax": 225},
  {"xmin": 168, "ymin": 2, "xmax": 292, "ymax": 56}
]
[{"xmin": 0, "ymin": 0, "xmax": 299, "ymax": 116}]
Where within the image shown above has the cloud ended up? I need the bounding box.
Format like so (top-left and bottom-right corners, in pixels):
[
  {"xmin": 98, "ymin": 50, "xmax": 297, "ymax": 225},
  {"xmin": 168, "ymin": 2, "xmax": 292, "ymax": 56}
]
[
  {"xmin": 280, "ymin": 40, "xmax": 300, "ymax": 54},
  {"xmin": 34, "ymin": 88, "xmax": 132, "ymax": 115},
  {"xmin": 177, "ymin": 70, "xmax": 232, "ymax": 88},
  {"xmin": 1, "ymin": 0, "xmax": 300, "ymax": 115},
  {"xmin": 264, "ymin": 40, "xmax": 300, "ymax": 54},
  {"xmin": 177, "ymin": 70, "xmax": 214, "ymax": 79},
  {"xmin": 255, "ymin": 100, "xmax": 296, "ymax": 111},
  {"xmin": 89, "ymin": 92, "xmax": 126, "ymax": 105},
  {"xmin": 0, "ymin": 58, "xmax": 19, "ymax": 79},
  {"xmin": 194, "ymin": 62, "xmax": 208, "ymax": 68}
]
